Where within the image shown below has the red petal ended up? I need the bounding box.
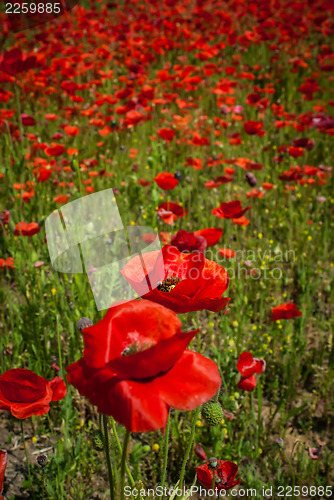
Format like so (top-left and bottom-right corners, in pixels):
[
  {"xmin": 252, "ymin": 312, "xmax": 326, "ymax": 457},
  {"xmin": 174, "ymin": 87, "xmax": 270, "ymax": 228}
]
[
  {"xmin": 0, "ymin": 449, "xmax": 7, "ymax": 495},
  {"xmin": 237, "ymin": 352, "xmax": 256, "ymax": 376},
  {"xmin": 100, "ymin": 379, "xmax": 169, "ymax": 432},
  {"xmin": 152, "ymin": 350, "xmax": 221, "ymax": 410},
  {"xmin": 82, "ymin": 300, "xmax": 181, "ymax": 368},
  {"xmin": 238, "ymin": 374, "xmax": 257, "ymax": 392},
  {"xmin": 108, "ymin": 330, "xmax": 197, "ymax": 380},
  {"xmin": 48, "ymin": 377, "xmax": 67, "ymax": 401}
]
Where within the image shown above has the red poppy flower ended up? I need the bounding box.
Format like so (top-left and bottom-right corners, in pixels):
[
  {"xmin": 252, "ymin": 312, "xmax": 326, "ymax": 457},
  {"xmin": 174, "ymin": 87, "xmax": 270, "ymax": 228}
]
[
  {"xmin": 271, "ymin": 303, "xmax": 302, "ymax": 321},
  {"xmin": 66, "ymin": 300, "xmax": 220, "ymax": 432},
  {"xmin": 212, "ymin": 201, "xmax": 250, "ymax": 219},
  {"xmin": 262, "ymin": 182, "xmax": 274, "ymax": 190},
  {"xmin": 232, "ymin": 216, "xmax": 250, "ymax": 226},
  {"xmin": 195, "ymin": 228, "xmax": 224, "ymax": 246},
  {"xmin": 237, "ymin": 374, "xmax": 257, "ymax": 392},
  {"xmin": 45, "ymin": 143, "xmax": 66, "ymax": 157},
  {"xmin": 21, "ymin": 114, "xmax": 36, "ymax": 126},
  {"xmin": 64, "ymin": 125, "xmax": 79, "ymax": 136},
  {"xmin": 33, "ymin": 167, "xmax": 52, "ymax": 182},
  {"xmin": 237, "ymin": 352, "xmax": 266, "ymax": 377},
  {"xmin": 0, "ymin": 257, "xmax": 14, "ymax": 269},
  {"xmin": 156, "ymin": 202, "xmax": 187, "ymax": 225},
  {"xmin": 171, "ymin": 230, "xmax": 207, "ymax": 253},
  {"xmin": 157, "ymin": 128, "xmax": 176, "ymax": 141},
  {"xmin": 0, "ymin": 450, "xmax": 7, "ymax": 500},
  {"xmin": 14, "ymin": 222, "xmax": 40, "ymax": 237},
  {"xmin": 0, "ymin": 48, "xmax": 37, "ymax": 76},
  {"xmin": 196, "ymin": 460, "xmax": 242, "ymax": 491},
  {"xmin": 154, "ymin": 172, "xmax": 178, "ymax": 190},
  {"xmin": 121, "ymin": 245, "xmax": 230, "ymax": 313},
  {"xmin": 53, "ymin": 195, "xmax": 69, "ymax": 204},
  {"xmin": 243, "ymin": 120, "xmax": 264, "ymax": 135},
  {"xmin": 0, "ymin": 369, "xmax": 66, "ymax": 419},
  {"xmin": 0, "ymin": 211, "xmax": 10, "ymax": 226},
  {"xmin": 288, "ymin": 146, "xmax": 304, "ymax": 158},
  {"xmin": 218, "ymin": 249, "xmax": 235, "ymax": 259}
]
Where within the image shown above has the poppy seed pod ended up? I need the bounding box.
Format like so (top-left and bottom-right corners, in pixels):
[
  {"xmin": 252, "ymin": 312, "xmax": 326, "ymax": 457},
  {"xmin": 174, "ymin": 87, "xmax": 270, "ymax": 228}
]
[
  {"xmin": 76, "ymin": 317, "xmax": 93, "ymax": 332},
  {"xmin": 202, "ymin": 402, "xmax": 224, "ymax": 426},
  {"xmin": 209, "ymin": 457, "xmax": 218, "ymax": 468},
  {"xmin": 245, "ymin": 172, "xmax": 257, "ymax": 187},
  {"xmin": 37, "ymin": 454, "xmax": 47, "ymax": 467}
]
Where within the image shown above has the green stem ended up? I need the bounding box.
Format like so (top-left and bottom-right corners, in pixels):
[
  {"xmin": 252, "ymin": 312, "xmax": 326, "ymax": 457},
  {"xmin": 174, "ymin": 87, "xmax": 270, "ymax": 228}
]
[
  {"xmin": 20, "ymin": 420, "xmax": 32, "ymax": 486},
  {"xmin": 179, "ymin": 406, "xmax": 201, "ymax": 487},
  {"xmin": 290, "ymin": 440, "xmax": 304, "ymax": 461},
  {"xmin": 110, "ymin": 417, "xmax": 135, "ymax": 486},
  {"xmin": 161, "ymin": 411, "xmax": 170, "ymax": 497},
  {"xmin": 279, "ymin": 448, "xmax": 295, "ymax": 488},
  {"xmin": 103, "ymin": 414, "xmax": 115, "ymax": 500},
  {"xmin": 121, "ymin": 430, "xmax": 131, "ymax": 500}
]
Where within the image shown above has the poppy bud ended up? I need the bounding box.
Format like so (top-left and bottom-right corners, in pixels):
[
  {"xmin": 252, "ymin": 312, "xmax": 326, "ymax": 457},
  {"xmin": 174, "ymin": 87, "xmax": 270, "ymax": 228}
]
[
  {"xmin": 201, "ymin": 402, "xmax": 224, "ymax": 426},
  {"xmin": 93, "ymin": 431, "xmax": 105, "ymax": 451},
  {"xmin": 245, "ymin": 172, "xmax": 257, "ymax": 187},
  {"xmin": 76, "ymin": 317, "xmax": 93, "ymax": 332},
  {"xmin": 37, "ymin": 454, "xmax": 47, "ymax": 467},
  {"xmin": 194, "ymin": 444, "xmax": 207, "ymax": 461},
  {"xmin": 276, "ymin": 438, "xmax": 284, "ymax": 448}
]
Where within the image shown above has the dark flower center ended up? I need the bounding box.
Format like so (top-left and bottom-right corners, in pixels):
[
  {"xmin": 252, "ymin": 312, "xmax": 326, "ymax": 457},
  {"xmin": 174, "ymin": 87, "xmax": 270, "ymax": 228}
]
[
  {"xmin": 156, "ymin": 276, "xmax": 181, "ymax": 292},
  {"xmin": 121, "ymin": 340, "xmax": 153, "ymax": 356}
]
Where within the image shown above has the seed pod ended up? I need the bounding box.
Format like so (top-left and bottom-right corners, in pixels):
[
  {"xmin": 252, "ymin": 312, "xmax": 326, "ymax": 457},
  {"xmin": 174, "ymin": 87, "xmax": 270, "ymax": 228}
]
[{"xmin": 201, "ymin": 402, "xmax": 224, "ymax": 426}]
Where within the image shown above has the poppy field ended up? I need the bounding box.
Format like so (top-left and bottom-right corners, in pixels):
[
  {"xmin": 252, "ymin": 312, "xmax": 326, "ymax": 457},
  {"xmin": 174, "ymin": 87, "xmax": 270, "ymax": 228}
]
[{"xmin": 0, "ymin": 0, "xmax": 334, "ymax": 498}]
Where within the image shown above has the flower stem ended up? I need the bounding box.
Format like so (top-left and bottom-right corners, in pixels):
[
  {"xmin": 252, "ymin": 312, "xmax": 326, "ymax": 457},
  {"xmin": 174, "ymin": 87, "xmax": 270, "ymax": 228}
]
[
  {"xmin": 110, "ymin": 417, "xmax": 135, "ymax": 486},
  {"xmin": 161, "ymin": 411, "xmax": 170, "ymax": 497},
  {"xmin": 103, "ymin": 414, "xmax": 114, "ymax": 500},
  {"xmin": 279, "ymin": 447, "xmax": 295, "ymax": 488},
  {"xmin": 179, "ymin": 406, "xmax": 201, "ymax": 487},
  {"xmin": 121, "ymin": 430, "xmax": 131, "ymax": 500},
  {"xmin": 20, "ymin": 420, "xmax": 32, "ymax": 486}
]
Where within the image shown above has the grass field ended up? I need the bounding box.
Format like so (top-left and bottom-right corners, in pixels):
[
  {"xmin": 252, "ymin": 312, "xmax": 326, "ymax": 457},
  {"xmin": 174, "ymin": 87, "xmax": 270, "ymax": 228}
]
[{"xmin": 0, "ymin": 0, "xmax": 333, "ymax": 498}]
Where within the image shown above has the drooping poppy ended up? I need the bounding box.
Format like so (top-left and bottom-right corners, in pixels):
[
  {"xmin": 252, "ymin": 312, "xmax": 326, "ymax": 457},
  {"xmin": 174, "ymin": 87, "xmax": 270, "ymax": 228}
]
[
  {"xmin": 171, "ymin": 230, "xmax": 207, "ymax": 253},
  {"xmin": 212, "ymin": 200, "xmax": 250, "ymax": 219},
  {"xmin": 153, "ymin": 172, "xmax": 179, "ymax": 190},
  {"xmin": 271, "ymin": 302, "xmax": 302, "ymax": 321},
  {"xmin": 66, "ymin": 300, "xmax": 221, "ymax": 432},
  {"xmin": 121, "ymin": 245, "xmax": 230, "ymax": 313},
  {"xmin": 196, "ymin": 460, "xmax": 242, "ymax": 491},
  {"xmin": 0, "ymin": 369, "xmax": 66, "ymax": 419}
]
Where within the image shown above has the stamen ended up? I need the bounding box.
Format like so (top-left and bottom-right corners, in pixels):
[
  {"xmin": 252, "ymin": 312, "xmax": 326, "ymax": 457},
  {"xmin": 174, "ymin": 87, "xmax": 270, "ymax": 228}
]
[
  {"xmin": 121, "ymin": 340, "xmax": 153, "ymax": 356},
  {"xmin": 157, "ymin": 276, "xmax": 181, "ymax": 292}
]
